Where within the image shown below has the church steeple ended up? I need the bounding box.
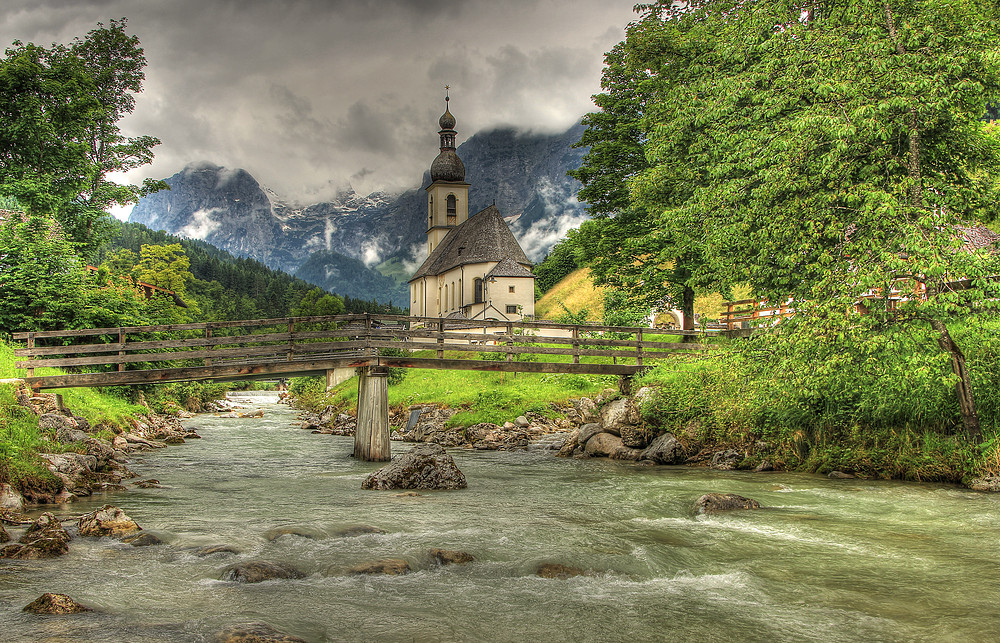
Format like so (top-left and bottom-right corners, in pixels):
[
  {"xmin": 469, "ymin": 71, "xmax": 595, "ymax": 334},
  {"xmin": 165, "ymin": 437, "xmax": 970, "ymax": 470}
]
[
  {"xmin": 430, "ymin": 88, "xmax": 465, "ymax": 182},
  {"xmin": 425, "ymin": 88, "xmax": 470, "ymax": 255}
]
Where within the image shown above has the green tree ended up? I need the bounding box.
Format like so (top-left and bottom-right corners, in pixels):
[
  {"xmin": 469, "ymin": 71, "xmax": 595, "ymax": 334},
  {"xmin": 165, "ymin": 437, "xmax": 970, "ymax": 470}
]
[
  {"xmin": 136, "ymin": 243, "xmax": 192, "ymax": 296},
  {"xmin": 0, "ymin": 20, "xmax": 164, "ymax": 254},
  {"xmin": 292, "ymin": 288, "xmax": 345, "ymax": 317},
  {"xmin": 630, "ymin": 0, "xmax": 1000, "ymax": 440},
  {"xmin": 0, "ymin": 212, "xmax": 87, "ymax": 332}
]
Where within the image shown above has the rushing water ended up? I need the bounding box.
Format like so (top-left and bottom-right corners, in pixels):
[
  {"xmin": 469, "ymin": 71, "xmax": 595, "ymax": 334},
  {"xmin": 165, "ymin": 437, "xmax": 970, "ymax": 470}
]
[{"xmin": 3, "ymin": 402, "xmax": 1000, "ymax": 642}]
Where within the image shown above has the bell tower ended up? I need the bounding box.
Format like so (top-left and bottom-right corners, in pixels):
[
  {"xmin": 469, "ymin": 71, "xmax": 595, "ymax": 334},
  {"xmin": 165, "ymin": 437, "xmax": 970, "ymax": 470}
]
[{"xmin": 425, "ymin": 87, "xmax": 469, "ymax": 254}]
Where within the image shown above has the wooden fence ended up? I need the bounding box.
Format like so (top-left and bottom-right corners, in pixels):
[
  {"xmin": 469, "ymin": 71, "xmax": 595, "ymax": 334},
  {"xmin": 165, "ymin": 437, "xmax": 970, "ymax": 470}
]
[{"xmin": 13, "ymin": 314, "xmax": 716, "ymax": 390}]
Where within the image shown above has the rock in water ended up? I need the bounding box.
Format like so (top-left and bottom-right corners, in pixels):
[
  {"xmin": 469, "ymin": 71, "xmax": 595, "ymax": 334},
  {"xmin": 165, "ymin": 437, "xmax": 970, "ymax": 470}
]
[
  {"xmin": 78, "ymin": 505, "xmax": 142, "ymax": 538},
  {"xmin": 214, "ymin": 622, "xmax": 307, "ymax": 642},
  {"xmin": 640, "ymin": 432, "xmax": 686, "ymax": 465},
  {"xmin": 430, "ymin": 548, "xmax": 474, "ymax": 565},
  {"xmin": 221, "ymin": 560, "xmax": 305, "ymax": 583},
  {"xmin": 194, "ymin": 544, "xmax": 241, "ymax": 556},
  {"xmin": 2, "ymin": 512, "xmax": 73, "ymax": 559},
  {"xmin": 695, "ymin": 493, "xmax": 761, "ymax": 513},
  {"xmin": 536, "ymin": 563, "xmax": 586, "ymax": 579},
  {"xmin": 121, "ymin": 532, "xmax": 164, "ymax": 547},
  {"xmin": 361, "ymin": 444, "xmax": 467, "ymax": 490},
  {"xmin": 348, "ymin": 558, "xmax": 411, "ymax": 575},
  {"xmin": 23, "ymin": 593, "xmax": 91, "ymax": 614}
]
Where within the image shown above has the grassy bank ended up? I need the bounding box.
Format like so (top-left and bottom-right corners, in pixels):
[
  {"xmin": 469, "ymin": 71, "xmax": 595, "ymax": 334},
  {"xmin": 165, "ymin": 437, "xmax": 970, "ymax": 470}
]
[{"xmin": 635, "ymin": 320, "xmax": 1000, "ymax": 483}]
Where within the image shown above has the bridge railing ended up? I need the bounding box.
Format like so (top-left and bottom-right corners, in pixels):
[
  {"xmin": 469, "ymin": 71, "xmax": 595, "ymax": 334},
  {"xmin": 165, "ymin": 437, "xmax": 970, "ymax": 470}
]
[{"xmin": 12, "ymin": 314, "xmax": 717, "ymax": 389}]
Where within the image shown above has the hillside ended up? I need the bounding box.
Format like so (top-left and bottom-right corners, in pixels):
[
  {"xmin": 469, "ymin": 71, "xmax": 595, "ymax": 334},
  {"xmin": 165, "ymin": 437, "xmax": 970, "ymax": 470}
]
[{"xmin": 534, "ymin": 268, "xmax": 607, "ymax": 322}]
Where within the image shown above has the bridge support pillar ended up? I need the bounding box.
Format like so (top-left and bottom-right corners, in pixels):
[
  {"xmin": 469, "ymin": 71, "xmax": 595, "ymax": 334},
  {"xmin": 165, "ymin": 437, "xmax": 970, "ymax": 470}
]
[{"xmin": 355, "ymin": 367, "xmax": 390, "ymax": 462}]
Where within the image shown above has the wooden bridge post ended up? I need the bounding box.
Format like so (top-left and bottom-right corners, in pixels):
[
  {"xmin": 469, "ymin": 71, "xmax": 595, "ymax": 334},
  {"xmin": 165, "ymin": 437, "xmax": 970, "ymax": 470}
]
[
  {"xmin": 117, "ymin": 328, "xmax": 125, "ymax": 372},
  {"xmin": 25, "ymin": 332, "xmax": 34, "ymax": 378},
  {"xmin": 354, "ymin": 366, "xmax": 390, "ymax": 462},
  {"xmin": 572, "ymin": 326, "xmax": 580, "ymax": 365},
  {"xmin": 436, "ymin": 318, "xmax": 445, "ymax": 359}
]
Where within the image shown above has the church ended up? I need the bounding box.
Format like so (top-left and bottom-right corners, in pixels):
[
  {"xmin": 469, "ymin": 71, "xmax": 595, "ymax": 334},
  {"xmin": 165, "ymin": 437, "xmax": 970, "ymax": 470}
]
[{"xmin": 408, "ymin": 96, "xmax": 535, "ymax": 321}]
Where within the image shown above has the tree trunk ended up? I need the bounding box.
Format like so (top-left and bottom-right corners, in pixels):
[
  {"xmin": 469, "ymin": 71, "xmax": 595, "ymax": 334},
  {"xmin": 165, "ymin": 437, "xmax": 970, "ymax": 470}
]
[
  {"xmin": 681, "ymin": 285, "xmax": 696, "ymax": 343},
  {"xmin": 929, "ymin": 319, "xmax": 982, "ymax": 443}
]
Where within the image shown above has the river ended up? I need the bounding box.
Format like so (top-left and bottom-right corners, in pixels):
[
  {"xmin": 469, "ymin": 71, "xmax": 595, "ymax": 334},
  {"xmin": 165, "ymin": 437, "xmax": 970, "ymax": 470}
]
[{"xmin": 3, "ymin": 402, "xmax": 1000, "ymax": 642}]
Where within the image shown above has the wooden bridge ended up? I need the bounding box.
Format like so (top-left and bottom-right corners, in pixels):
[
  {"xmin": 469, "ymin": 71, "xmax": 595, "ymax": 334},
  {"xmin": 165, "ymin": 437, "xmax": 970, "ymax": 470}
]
[{"xmin": 13, "ymin": 314, "xmax": 713, "ymax": 461}]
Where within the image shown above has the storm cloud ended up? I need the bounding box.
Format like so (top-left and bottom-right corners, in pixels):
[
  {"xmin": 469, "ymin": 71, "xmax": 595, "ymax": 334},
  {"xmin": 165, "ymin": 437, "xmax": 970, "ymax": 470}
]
[{"xmin": 1, "ymin": 0, "xmax": 637, "ymax": 205}]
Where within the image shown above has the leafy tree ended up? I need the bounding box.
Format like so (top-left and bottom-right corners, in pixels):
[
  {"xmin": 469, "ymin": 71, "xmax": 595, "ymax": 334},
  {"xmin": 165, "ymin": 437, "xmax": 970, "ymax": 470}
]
[
  {"xmin": 629, "ymin": 0, "xmax": 1000, "ymax": 440},
  {"xmin": 533, "ymin": 235, "xmax": 584, "ymax": 294},
  {"xmin": 0, "ymin": 212, "xmax": 86, "ymax": 332},
  {"xmin": 136, "ymin": 243, "xmax": 192, "ymax": 296},
  {"xmin": 0, "ymin": 20, "xmax": 164, "ymax": 254},
  {"xmin": 292, "ymin": 288, "xmax": 346, "ymax": 317}
]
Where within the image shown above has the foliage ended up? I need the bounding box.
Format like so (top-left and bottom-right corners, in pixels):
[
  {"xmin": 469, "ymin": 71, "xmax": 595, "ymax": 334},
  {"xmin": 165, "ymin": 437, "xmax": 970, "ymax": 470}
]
[
  {"xmin": 292, "ymin": 288, "xmax": 345, "ymax": 317},
  {"xmin": 378, "ymin": 347, "xmax": 409, "ymax": 386},
  {"xmin": 0, "ymin": 19, "xmax": 164, "ymax": 254},
  {"xmin": 635, "ymin": 320, "xmax": 1000, "ymax": 482},
  {"xmin": 533, "ymin": 236, "xmax": 585, "ymax": 294},
  {"xmin": 0, "ymin": 212, "xmax": 88, "ymax": 333}
]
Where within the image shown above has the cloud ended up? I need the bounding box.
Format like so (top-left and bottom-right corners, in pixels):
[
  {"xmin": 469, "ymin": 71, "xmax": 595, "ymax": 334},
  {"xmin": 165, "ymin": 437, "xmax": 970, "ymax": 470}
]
[{"xmin": 0, "ymin": 0, "xmax": 637, "ymax": 200}]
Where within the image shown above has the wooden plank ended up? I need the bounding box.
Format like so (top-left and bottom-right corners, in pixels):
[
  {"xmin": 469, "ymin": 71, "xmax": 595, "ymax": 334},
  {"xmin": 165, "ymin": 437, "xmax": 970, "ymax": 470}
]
[
  {"xmin": 16, "ymin": 343, "xmax": 126, "ymax": 357},
  {"xmin": 375, "ymin": 356, "xmax": 641, "ymax": 376},
  {"xmin": 16, "ymin": 343, "xmax": 302, "ymax": 369}
]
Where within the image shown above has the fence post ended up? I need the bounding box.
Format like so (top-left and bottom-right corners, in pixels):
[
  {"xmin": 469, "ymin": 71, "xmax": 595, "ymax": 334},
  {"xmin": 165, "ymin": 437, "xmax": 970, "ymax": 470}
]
[
  {"xmin": 118, "ymin": 328, "xmax": 125, "ymax": 372},
  {"xmin": 506, "ymin": 322, "xmax": 514, "ymax": 362},
  {"xmin": 287, "ymin": 320, "xmax": 295, "ymax": 361},
  {"xmin": 572, "ymin": 325, "xmax": 580, "ymax": 365},
  {"xmin": 204, "ymin": 325, "xmax": 213, "ymax": 367},
  {"xmin": 636, "ymin": 328, "xmax": 643, "ymax": 367},
  {"xmin": 437, "ymin": 318, "xmax": 445, "ymax": 359},
  {"xmin": 25, "ymin": 332, "xmax": 34, "ymax": 378}
]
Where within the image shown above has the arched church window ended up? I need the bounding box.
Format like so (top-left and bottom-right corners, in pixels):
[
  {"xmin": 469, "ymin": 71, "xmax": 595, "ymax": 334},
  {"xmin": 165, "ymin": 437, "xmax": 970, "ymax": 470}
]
[
  {"xmin": 447, "ymin": 195, "xmax": 457, "ymax": 225},
  {"xmin": 474, "ymin": 278, "xmax": 483, "ymax": 304}
]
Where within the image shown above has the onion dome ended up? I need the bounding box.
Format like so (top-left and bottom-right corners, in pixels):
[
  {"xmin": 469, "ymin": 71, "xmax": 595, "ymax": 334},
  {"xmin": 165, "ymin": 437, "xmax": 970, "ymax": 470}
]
[
  {"xmin": 430, "ymin": 151, "xmax": 466, "ymax": 182},
  {"xmin": 439, "ymin": 107, "xmax": 456, "ymax": 131}
]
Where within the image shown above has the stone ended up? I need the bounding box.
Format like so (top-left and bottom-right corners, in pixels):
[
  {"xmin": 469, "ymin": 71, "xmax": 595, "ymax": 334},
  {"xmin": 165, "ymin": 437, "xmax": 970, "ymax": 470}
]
[
  {"xmin": 77, "ymin": 505, "xmax": 142, "ymax": 538},
  {"xmin": 576, "ymin": 423, "xmax": 604, "ymax": 446},
  {"xmin": 828, "ymin": 470, "xmax": 856, "ymax": 479},
  {"xmin": 555, "ymin": 431, "xmax": 578, "ymax": 458},
  {"xmin": 214, "ymin": 623, "xmax": 307, "ymax": 643},
  {"xmin": 334, "ymin": 525, "xmax": 385, "ymax": 537},
  {"xmin": 514, "ymin": 415, "xmax": 530, "ymax": 428},
  {"xmin": 38, "ymin": 413, "xmax": 77, "ymax": 432},
  {"xmin": 23, "ymin": 593, "xmax": 91, "ymax": 615},
  {"xmin": 536, "ymin": 563, "xmax": 586, "ymax": 579},
  {"xmin": 0, "ymin": 483, "xmax": 24, "ymax": 512},
  {"xmin": 610, "ymin": 446, "xmax": 643, "ymax": 461},
  {"xmin": 264, "ymin": 526, "xmax": 320, "ymax": 541},
  {"xmin": 194, "ymin": 544, "xmax": 241, "ymax": 556},
  {"xmin": 584, "ymin": 432, "xmax": 624, "ymax": 457},
  {"xmin": 429, "ymin": 548, "xmax": 474, "ymax": 565},
  {"xmin": 164, "ymin": 435, "xmax": 186, "ymax": 444},
  {"xmin": 598, "ymin": 398, "xmax": 631, "ymax": 436},
  {"xmin": 361, "ymin": 443, "xmax": 467, "ymax": 490},
  {"xmin": 695, "ymin": 493, "xmax": 761, "ymax": 513},
  {"xmin": 134, "ymin": 479, "xmax": 163, "ymax": 489},
  {"xmin": 55, "ymin": 425, "xmax": 89, "ymax": 443},
  {"xmin": 220, "ymin": 560, "xmax": 305, "ymax": 583},
  {"xmin": 83, "ymin": 437, "xmax": 116, "ymax": 468},
  {"xmin": 21, "ymin": 512, "xmax": 71, "ymax": 546},
  {"xmin": 122, "ymin": 532, "xmax": 164, "ymax": 547},
  {"xmin": 574, "ymin": 397, "xmax": 599, "ymax": 423},
  {"xmin": 968, "ymin": 476, "xmax": 1000, "ymax": 492},
  {"xmin": 754, "ymin": 460, "xmax": 775, "ymax": 472},
  {"xmin": 710, "ymin": 449, "xmax": 742, "ymax": 470},
  {"xmin": 348, "ymin": 558, "xmax": 411, "ymax": 575},
  {"xmin": 619, "ymin": 425, "xmax": 652, "ymax": 449},
  {"xmin": 640, "ymin": 432, "xmax": 686, "ymax": 465}
]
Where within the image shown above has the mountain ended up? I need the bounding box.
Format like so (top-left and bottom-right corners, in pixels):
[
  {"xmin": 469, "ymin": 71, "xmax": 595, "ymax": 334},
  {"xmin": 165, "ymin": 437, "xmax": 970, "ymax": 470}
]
[{"xmin": 129, "ymin": 122, "xmax": 589, "ymax": 306}]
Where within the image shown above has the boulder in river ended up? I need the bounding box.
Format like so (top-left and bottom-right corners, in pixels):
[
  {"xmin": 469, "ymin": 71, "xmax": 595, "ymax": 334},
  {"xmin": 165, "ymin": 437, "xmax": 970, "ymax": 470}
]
[
  {"xmin": 121, "ymin": 532, "xmax": 164, "ymax": 547},
  {"xmin": 213, "ymin": 622, "xmax": 307, "ymax": 642},
  {"xmin": 348, "ymin": 558, "xmax": 411, "ymax": 575},
  {"xmin": 536, "ymin": 563, "xmax": 587, "ymax": 579},
  {"xmin": 361, "ymin": 443, "xmax": 467, "ymax": 491},
  {"xmin": 584, "ymin": 432, "xmax": 623, "ymax": 457},
  {"xmin": 2, "ymin": 512, "xmax": 73, "ymax": 559},
  {"xmin": 430, "ymin": 548, "xmax": 474, "ymax": 565},
  {"xmin": 221, "ymin": 560, "xmax": 305, "ymax": 583},
  {"xmin": 22, "ymin": 593, "xmax": 92, "ymax": 614},
  {"xmin": 968, "ymin": 476, "xmax": 1000, "ymax": 492},
  {"xmin": 77, "ymin": 505, "xmax": 141, "ymax": 538},
  {"xmin": 695, "ymin": 493, "xmax": 761, "ymax": 513},
  {"xmin": 264, "ymin": 526, "xmax": 321, "ymax": 541},
  {"xmin": 194, "ymin": 544, "xmax": 241, "ymax": 556},
  {"xmin": 1, "ymin": 483, "xmax": 25, "ymax": 512},
  {"xmin": 640, "ymin": 432, "xmax": 686, "ymax": 465}
]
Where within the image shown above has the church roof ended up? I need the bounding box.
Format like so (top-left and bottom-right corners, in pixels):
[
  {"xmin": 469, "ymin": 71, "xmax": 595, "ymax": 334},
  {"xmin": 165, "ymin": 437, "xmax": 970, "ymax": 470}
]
[
  {"xmin": 409, "ymin": 205, "xmax": 532, "ymax": 281},
  {"xmin": 487, "ymin": 257, "xmax": 535, "ymax": 279}
]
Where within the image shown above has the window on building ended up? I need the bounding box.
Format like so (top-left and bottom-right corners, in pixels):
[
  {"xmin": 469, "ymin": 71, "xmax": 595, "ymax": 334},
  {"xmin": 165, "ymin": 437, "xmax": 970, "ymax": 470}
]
[
  {"xmin": 508, "ymin": 285, "xmax": 515, "ymax": 293},
  {"xmin": 474, "ymin": 278, "xmax": 483, "ymax": 303},
  {"xmin": 506, "ymin": 305, "xmax": 518, "ymax": 314},
  {"xmin": 451, "ymin": 281, "xmax": 456, "ymax": 309},
  {"xmin": 447, "ymin": 195, "xmax": 457, "ymax": 225}
]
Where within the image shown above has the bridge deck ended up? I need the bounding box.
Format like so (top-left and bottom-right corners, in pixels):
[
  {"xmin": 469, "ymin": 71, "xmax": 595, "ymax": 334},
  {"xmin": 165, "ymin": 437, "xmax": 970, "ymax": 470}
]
[{"xmin": 13, "ymin": 314, "xmax": 716, "ymax": 390}]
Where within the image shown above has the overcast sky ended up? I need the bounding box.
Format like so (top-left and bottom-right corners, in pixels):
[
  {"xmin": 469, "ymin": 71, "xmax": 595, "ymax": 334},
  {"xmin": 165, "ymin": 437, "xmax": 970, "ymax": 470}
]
[{"xmin": 1, "ymin": 0, "xmax": 638, "ymax": 207}]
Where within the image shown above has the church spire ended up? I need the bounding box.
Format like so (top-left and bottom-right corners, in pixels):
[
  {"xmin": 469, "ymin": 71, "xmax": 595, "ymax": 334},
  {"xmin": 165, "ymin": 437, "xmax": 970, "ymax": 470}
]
[{"xmin": 430, "ymin": 87, "xmax": 465, "ymax": 182}]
